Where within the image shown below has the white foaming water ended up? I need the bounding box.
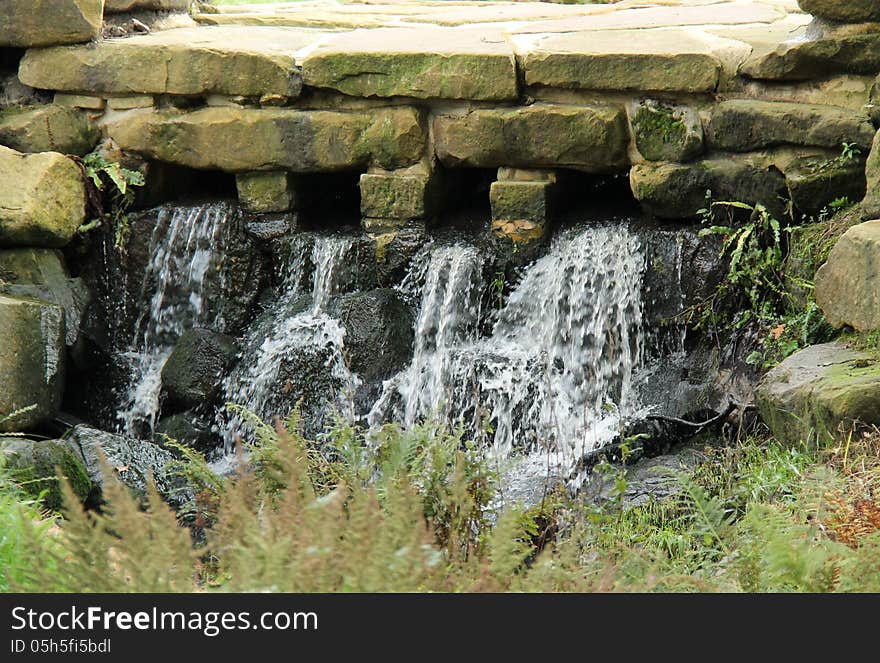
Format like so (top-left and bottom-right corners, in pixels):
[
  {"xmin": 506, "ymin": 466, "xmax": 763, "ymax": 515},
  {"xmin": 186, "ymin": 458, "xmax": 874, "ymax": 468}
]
[
  {"xmin": 221, "ymin": 235, "xmax": 359, "ymax": 448},
  {"xmin": 117, "ymin": 203, "xmax": 229, "ymax": 436},
  {"xmin": 371, "ymin": 224, "xmax": 647, "ymax": 489}
]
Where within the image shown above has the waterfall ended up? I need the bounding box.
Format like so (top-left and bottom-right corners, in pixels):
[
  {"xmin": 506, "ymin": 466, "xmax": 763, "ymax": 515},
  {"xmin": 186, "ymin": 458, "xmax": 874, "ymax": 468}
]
[
  {"xmin": 371, "ymin": 224, "xmax": 647, "ymax": 484},
  {"xmin": 221, "ymin": 234, "xmax": 359, "ymax": 446},
  {"xmin": 116, "ymin": 203, "xmax": 231, "ymax": 436}
]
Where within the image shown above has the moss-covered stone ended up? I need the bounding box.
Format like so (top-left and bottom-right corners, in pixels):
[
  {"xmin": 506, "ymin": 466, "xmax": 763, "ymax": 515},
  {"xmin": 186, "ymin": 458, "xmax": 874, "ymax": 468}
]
[
  {"xmin": 489, "ymin": 180, "xmax": 553, "ymax": 245},
  {"xmin": 434, "ymin": 103, "xmax": 628, "ymax": 171},
  {"xmin": 781, "ymin": 150, "xmax": 867, "ymax": 215},
  {"xmin": 798, "ymin": 0, "xmax": 880, "ymax": 23},
  {"xmin": 0, "ymin": 146, "xmax": 86, "ymax": 248},
  {"xmin": 108, "ymin": 106, "xmax": 426, "ymax": 173},
  {"xmin": 0, "ymin": 0, "xmax": 103, "ymax": 47},
  {"xmin": 302, "ymin": 27, "xmax": 518, "ymax": 101},
  {"xmin": 360, "ymin": 166, "xmax": 439, "ymax": 221},
  {"xmin": 236, "ymin": 171, "xmax": 299, "ymax": 213},
  {"xmin": 105, "ymin": 0, "xmax": 192, "ymax": 13},
  {"xmin": 816, "ymin": 220, "xmax": 880, "ymax": 331},
  {"xmin": 708, "ymin": 99, "xmax": 875, "ymax": 152},
  {"xmin": 0, "ymin": 105, "xmax": 99, "ymax": 156},
  {"xmin": 630, "ymin": 154, "xmax": 788, "ymax": 219},
  {"xmin": 630, "ymin": 100, "xmax": 703, "ymax": 162},
  {"xmin": 1, "ymin": 438, "xmax": 91, "ymax": 509},
  {"xmin": 0, "ymin": 294, "xmax": 65, "ymax": 433},
  {"xmin": 756, "ymin": 341, "xmax": 880, "ymax": 447}
]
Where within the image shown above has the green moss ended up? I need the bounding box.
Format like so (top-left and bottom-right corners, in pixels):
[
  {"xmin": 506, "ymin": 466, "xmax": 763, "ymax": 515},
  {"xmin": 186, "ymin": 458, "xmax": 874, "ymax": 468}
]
[
  {"xmin": 632, "ymin": 103, "xmax": 691, "ymax": 162},
  {"xmin": 2, "ymin": 439, "xmax": 91, "ymax": 510}
]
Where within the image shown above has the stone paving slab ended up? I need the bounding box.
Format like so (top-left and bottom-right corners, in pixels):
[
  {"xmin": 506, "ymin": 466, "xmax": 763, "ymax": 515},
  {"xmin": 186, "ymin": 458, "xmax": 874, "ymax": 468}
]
[
  {"xmin": 302, "ymin": 27, "xmax": 518, "ymax": 100},
  {"xmin": 14, "ymin": 0, "xmax": 831, "ymax": 101},
  {"xmin": 19, "ymin": 26, "xmax": 316, "ymax": 98}
]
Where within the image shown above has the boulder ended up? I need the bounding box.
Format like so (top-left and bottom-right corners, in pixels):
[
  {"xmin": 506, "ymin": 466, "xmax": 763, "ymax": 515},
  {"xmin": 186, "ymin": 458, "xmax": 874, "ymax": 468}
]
[
  {"xmin": 630, "ymin": 100, "xmax": 703, "ymax": 163},
  {"xmin": 0, "ymin": 146, "xmax": 86, "ymax": 248},
  {"xmin": 302, "ymin": 27, "xmax": 518, "ymax": 101},
  {"xmin": 756, "ymin": 342, "xmax": 880, "ymax": 447},
  {"xmin": 0, "ymin": 248, "xmax": 90, "ymax": 346},
  {"xmin": 0, "ymin": 0, "xmax": 103, "ymax": 47},
  {"xmin": 815, "ymin": 220, "xmax": 880, "ymax": 331},
  {"xmin": 708, "ymin": 100, "xmax": 875, "ymax": 153},
  {"xmin": 155, "ymin": 411, "xmax": 215, "ymax": 452},
  {"xmin": 630, "ymin": 154, "xmax": 787, "ymax": 219},
  {"xmin": 0, "ymin": 295, "xmax": 65, "ymax": 433},
  {"xmin": 1, "ymin": 438, "xmax": 91, "ymax": 509},
  {"xmin": 327, "ymin": 288, "xmax": 414, "ymax": 383},
  {"xmin": 862, "ymin": 131, "xmax": 880, "ymax": 220},
  {"xmin": 434, "ymin": 104, "xmax": 628, "ymax": 172},
  {"xmin": 798, "ymin": 1, "xmax": 880, "ymax": 23},
  {"xmin": 65, "ymin": 424, "xmax": 185, "ymax": 508},
  {"xmin": 107, "ymin": 106, "xmax": 426, "ymax": 173},
  {"xmin": 0, "ymin": 105, "xmax": 99, "ymax": 156},
  {"xmin": 161, "ymin": 328, "xmax": 239, "ymax": 411},
  {"xmin": 19, "ymin": 26, "xmax": 309, "ymax": 99}
]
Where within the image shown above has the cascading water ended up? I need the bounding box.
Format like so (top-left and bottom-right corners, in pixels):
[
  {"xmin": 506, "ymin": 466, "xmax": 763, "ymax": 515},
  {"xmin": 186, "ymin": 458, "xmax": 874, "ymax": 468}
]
[
  {"xmin": 116, "ymin": 203, "xmax": 231, "ymax": 436},
  {"xmin": 221, "ymin": 234, "xmax": 359, "ymax": 448},
  {"xmin": 370, "ymin": 224, "xmax": 647, "ymax": 490}
]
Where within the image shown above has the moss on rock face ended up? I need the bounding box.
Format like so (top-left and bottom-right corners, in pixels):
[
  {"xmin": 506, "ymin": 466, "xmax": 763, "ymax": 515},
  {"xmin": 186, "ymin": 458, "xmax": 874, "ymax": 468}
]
[
  {"xmin": 756, "ymin": 342, "xmax": 880, "ymax": 447},
  {"xmin": 1, "ymin": 438, "xmax": 91, "ymax": 509},
  {"xmin": 631, "ymin": 101, "xmax": 703, "ymax": 162},
  {"xmin": 798, "ymin": 0, "xmax": 880, "ymax": 23}
]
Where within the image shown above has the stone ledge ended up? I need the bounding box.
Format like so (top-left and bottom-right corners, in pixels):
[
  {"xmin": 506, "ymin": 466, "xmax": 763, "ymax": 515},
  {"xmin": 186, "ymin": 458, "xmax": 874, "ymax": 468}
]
[
  {"xmin": 106, "ymin": 106, "xmax": 427, "ymax": 173},
  {"xmin": 433, "ymin": 103, "xmax": 629, "ymax": 171},
  {"xmin": 0, "ymin": 0, "xmax": 103, "ymax": 48},
  {"xmin": 19, "ymin": 26, "xmax": 310, "ymax": 99}
]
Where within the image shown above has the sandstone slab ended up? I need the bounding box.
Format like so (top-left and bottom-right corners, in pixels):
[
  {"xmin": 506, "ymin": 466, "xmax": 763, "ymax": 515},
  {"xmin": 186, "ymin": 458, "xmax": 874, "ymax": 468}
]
[
  {"xmin": 0, "ymin": 294, "xmax": 65, "ymax": 433},
  {"xmin": 360, "ymin": 168, "xmax": 439, "ymax": 221},
  {"xmin": 756, "ymin": 341, "xmax": 880, "ymax": 447},
  {"xmin": 0, "ymin": 146, "xmax": 86, "ymax": 247},
  {"xmin": 815, "ymin": 220, "xmax": 880, "ymax": 331},
  {"xmin": 708, "ymin": 99, "xmax": 875, "ymax": 152},
  {"xmin": 19, "ymin": 26, "xmax": 312, "ymax": 99},
  {"xmin": 0, "ymin": 0, "xmax": 103, "ymax": 47},
  {"xmin": 521, "ymin": 29, "xmax": 729, "ymax": 94},
  {"xmin": 107, "ymin": 106, "xmax": 426, "ymax": 173},
  {"xmin": 0, "ymin": 105, "xmax": 99, "ymax": 156},
  {"xmin": 490, "ymin": 180, "xmax": 553, "ymax": 245},
  {"xmin": 302, "ymin": 28, "xmax": 518, "ymax": 101},
  {"xmin": 434, "ymin": 104, "xmax": 628, "ymax": 171},
  {"xmin": 741, "ymin": 32, "xmax": 880, "ymax": 80}
]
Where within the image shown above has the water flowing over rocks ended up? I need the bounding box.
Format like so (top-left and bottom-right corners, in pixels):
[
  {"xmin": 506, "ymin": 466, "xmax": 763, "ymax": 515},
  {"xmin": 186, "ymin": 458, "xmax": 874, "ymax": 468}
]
[{"xmin": 3, "ymin": 0, "xmax": 880, "ymax": 509}]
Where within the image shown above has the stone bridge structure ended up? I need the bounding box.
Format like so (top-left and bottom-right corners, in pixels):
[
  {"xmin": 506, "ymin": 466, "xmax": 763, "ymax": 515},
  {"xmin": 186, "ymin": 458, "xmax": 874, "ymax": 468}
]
[{"xmin": 1, "ymin": 0, "xmax": 880, "ymax": 435}]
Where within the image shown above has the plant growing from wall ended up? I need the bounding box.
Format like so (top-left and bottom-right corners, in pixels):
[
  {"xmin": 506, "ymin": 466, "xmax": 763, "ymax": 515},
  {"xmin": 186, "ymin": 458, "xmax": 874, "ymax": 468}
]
[{"xmin": 76, "ymin": 150, "xmax": 145, "ymax": 253}]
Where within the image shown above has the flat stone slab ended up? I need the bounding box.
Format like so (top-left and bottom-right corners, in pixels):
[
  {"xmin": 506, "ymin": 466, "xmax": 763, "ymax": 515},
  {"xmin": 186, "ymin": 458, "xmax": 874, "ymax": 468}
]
[
  {"xmin": 19, "ymin": 26, "xmax": 316, "ymax": 98},
  {"xmin": 434, "ymin": 103, "xmax": 628, "ymax": 171},
  {"xmin": 302, "ymin": 27, "xmax": 518, "ymax": 100},
  {"xmin": 106, "ymin": 105, "xmax": 426, "ymax": 172},
  {"xmin": 519, "ymin": 28, "xmax": 746, "ymax": 93}
]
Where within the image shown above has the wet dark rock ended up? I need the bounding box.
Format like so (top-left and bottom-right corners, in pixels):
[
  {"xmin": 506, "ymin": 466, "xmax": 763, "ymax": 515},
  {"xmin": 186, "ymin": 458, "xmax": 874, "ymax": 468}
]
[
  {"xmin": 375, "ymin": 225, "xmax": 429, "ymax": 287},
  {"xmin": 161, "ymin": 328, "xmax": 238, "ymax": 411},
  {"xmin": 65, "ymin": 424, "xmax": 187, "ymax": 508},
  {"xmin": 155, "ymin": 410, "xmax": 215, "ymax": 451},
  {"xmin": 328, "ymin": 288, "xmax": 414, "ymax": 382}
]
